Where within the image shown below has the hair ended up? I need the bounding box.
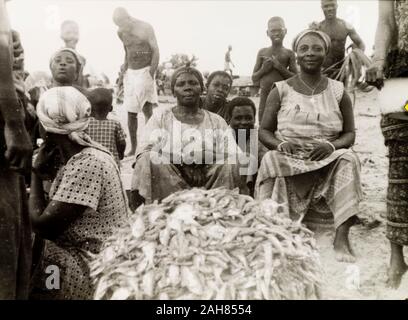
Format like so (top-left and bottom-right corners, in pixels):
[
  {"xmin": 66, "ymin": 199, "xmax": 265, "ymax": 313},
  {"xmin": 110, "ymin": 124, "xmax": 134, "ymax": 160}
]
[
  {"xmin": 206, "ymin": 71, "xmax": 233, "ymax": 88},
  {"xmin": 268, "ymin": 16, "xmax": 285, "ymax": 27},
  {"xmin": 227, "ymin": 97, "xmax": 256, "ymax": 119},
  {"xmin": 49, "ymin": 48, "xmax": 82, "ymax": 77},
  {"xmin": 170, "ymin": 64, "xmax": 204, "ymax": 94},
  {"xmin": 88, "ymin": 88, "xmax": 113, "ymax": 115}
]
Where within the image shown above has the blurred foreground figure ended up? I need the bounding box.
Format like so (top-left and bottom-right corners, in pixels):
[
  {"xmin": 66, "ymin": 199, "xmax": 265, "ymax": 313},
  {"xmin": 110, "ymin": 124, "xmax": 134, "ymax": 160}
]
[
  {"xmin": 0, "ymin": 0, "xmax": 33, "ymax": 300},
  {"xmin": 366, "ymin": 0, "xmax": 408, "ymax": 289}
]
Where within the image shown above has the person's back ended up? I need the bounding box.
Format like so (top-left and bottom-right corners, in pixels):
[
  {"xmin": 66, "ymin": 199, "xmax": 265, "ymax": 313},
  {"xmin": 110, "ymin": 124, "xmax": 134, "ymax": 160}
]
[{"xmin": 86, "ymin": 88, "xmax": 126, "ymax": 166}]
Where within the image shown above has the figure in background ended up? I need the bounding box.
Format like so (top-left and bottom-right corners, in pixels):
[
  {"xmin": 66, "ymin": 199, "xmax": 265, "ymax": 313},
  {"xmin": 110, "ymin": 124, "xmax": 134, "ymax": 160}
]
[
  {"xmin": 252, "ymin": 17, "xmax": 297, "ymax": 123},
  {"xmin": 316, "ymin": 0, "xmax": 365, "ymax": 79},
  {"xmin": 87, "ymin": 88, "xmax": 127, "ymax": 167},
  {"xmin": 113, "ymin": 7, "xmax": 160, "ymax": 157},
  {"xmin": 202, "ymin": 71, "xmax": 233, "ymax": 122},
  {"xmin": 224, "ymin": 45, "xmax": 235, "ymax": 76},
  {"xmin": 60, "ymin": 20, "xmax": 89, "ymax": 88}
]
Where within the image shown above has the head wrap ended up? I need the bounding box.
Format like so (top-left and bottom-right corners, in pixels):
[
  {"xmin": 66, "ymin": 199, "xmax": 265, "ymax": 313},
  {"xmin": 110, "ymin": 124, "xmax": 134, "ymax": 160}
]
[
  {"xmin": 49, "ymin": 48, "xmax": 82, "ymax": 73},
  {"xmin": 170, "ymin": 65, "xmax": 204, "ymax": 94},
  {"xmin": 292, "ymin": 29, "xmax": 331, "ymax": 54},
  {"xmin": 37, "ymin": 86, "xmax": 107, "ymax": 152}
]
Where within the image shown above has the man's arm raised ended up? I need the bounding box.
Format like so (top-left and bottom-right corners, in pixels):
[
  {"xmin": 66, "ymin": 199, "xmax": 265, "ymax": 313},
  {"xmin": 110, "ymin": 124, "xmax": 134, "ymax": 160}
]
[
  {"xmin": 0, "ymin": 0, "xmax": 32, "ymax": 170},
  {"xmin": 148, "ymin": 26, "xmax": 160, "ymax": 79},
  {"xmin": 346, "ymin": 22, "xmax": 366, "ymax": 52}
]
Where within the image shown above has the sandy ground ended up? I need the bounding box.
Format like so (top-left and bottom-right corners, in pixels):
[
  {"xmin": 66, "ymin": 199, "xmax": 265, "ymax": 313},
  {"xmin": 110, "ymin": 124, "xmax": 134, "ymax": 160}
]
[{"xmin": 113, "ymin": 90, "xmax": 408, "ymax": 300}]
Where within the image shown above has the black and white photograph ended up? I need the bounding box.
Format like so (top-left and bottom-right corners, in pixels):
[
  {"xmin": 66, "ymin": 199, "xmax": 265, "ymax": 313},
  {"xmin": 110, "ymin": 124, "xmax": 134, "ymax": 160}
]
[{"xmin": 1, "ymin": 0, "xmax": 408, "ymax": 303}]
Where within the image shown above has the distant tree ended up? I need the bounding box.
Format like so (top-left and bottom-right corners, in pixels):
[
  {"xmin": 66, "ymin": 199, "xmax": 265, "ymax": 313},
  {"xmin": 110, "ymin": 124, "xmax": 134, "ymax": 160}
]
[{"xmin": 169, "ymin": 53, "xmax": 198, "ymax": 69}]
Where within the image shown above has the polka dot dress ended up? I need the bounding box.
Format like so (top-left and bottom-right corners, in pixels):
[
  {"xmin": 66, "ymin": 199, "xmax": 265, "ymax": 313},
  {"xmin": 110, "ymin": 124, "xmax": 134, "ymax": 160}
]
[{"xmin": 34, "ymin": 148, "xmax": 127, "ymax": 299}]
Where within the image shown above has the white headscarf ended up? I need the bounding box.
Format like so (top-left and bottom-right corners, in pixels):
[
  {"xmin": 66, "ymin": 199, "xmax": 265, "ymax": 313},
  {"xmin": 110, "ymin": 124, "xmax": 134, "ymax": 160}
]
[
  {"xmin": 37, "ymin": 86, "xmax": 130, "ymax": 213},
  {"xmin": 36, "ymin": 86, "xmax": 106, "ymax": 152}
]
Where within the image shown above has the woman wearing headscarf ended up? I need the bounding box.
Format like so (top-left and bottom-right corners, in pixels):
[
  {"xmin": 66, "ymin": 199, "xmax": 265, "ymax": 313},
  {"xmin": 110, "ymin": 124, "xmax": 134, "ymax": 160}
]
[
  {"xmin": 29, "ymin": 86, "xmax": 128, "ymax": 299},
  {"xmin": 31, "ymin": 48, "xmax": 89, "ymax": 180},
  {"xmin": 256, "ymin": 29, "xmax": 362, "ymax": 263},
  {"xmin": 366, "ymin": 0, "xmax": 408, "ymax": 288},
  {"xmin": 130, "ymin": 65, "xmax": 248, "ymax": 207}
]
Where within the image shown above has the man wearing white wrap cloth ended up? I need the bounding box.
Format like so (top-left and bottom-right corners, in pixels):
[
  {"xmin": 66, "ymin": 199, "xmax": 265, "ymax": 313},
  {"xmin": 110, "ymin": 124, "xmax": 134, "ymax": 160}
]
[
  {"xmin": 29, "ymin": 86, "xmax": 128, "ymax": 299},
  {"xmin": 113, "ymin": 7, "xmax": 160, "ymax": 157}
]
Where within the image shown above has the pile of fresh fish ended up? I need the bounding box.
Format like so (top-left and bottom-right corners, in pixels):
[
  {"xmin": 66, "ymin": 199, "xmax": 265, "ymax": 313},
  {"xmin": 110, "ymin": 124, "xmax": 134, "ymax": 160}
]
[{"xmin": 90, "ymin": 188, "xmax": 323, "ymax": 300}]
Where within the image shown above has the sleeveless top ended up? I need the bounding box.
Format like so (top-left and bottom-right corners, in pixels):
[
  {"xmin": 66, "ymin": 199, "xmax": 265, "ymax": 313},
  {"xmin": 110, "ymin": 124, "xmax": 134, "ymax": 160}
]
[{"xmin": 274, "ymin": 78, "xmax": 344, "ymax": 152}]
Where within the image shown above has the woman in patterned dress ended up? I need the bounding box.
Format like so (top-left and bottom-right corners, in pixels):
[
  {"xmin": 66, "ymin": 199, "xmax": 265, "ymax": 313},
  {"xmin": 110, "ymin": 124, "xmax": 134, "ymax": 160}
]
[
  {"xmin": 29, "ymin": 86, "xmax": 128, "ymax": 299},
  {"xmin": 130, "ymin": 65, "xmax": 248, "ymax": 207},
  {"xmin": 256, "ymin": 29, "xmax": 362, "ymax": 263},
  {"xmin": 366, "ymin": 0, "xmax": 408, "ymax": 288}
]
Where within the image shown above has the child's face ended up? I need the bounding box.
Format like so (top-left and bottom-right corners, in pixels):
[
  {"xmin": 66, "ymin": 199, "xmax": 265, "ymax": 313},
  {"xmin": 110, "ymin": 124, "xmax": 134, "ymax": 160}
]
[
  {"xmin": 267, "ymin": 21, "xmax": 286, "ymax": 45},
  {"xmin": 230, "ymin": 105, "xmax": 255, "ymax": 131}
]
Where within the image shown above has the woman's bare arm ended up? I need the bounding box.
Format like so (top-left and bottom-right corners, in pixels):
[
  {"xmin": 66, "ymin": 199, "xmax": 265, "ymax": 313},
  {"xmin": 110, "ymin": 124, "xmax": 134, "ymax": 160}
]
[
  {"xmin": 331, "ymin": 91, "xmax": 356, "ymax": 149},
  {"xmin": 259, "ymin": 87, "xmax": 284, "ymax": 150}
]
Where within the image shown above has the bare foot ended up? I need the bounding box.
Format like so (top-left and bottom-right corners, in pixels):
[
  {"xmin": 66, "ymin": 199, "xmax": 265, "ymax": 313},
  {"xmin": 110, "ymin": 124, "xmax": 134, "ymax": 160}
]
[
  {"xmin": 334, "ymin": 218, "xmax": 356, "ymax": 263},
  {"xmin": 334, "ymin": 243, "xmax": 356, "ymax": 263},
  {"xmin": 334, "ymin": 233, "xmax": 356, "ymax": 263},
  {"xmin": 386, "ymin": 262, "xmax": 408, "ymax": 289}
]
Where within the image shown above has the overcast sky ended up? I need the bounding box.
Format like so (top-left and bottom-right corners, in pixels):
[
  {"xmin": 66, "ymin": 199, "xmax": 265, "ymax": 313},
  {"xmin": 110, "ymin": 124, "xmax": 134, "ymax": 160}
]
[{"xmin": 7, "ymin": 0, "xmax": 378, "ymax": 82}]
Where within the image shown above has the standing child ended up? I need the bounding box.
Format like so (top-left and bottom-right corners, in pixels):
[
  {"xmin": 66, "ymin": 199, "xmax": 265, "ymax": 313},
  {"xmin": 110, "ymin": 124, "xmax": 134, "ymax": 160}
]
[
  {"xmin": 252, "ymin": 16, "xmax": 298, "ymax": 122},
  {"xmin": 87, "ymin": 88, "xmax": 126, "ymax": 167}
]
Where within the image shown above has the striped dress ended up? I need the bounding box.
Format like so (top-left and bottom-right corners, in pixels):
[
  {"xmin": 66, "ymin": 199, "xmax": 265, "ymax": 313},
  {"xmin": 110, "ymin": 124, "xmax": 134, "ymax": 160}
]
[{"xmin": 255, "ymin": 79, "xmax": 362, "ymax": 229}]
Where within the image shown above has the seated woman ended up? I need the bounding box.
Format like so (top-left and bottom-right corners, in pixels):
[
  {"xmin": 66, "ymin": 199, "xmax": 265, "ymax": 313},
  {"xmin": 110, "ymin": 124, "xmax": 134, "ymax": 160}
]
[
  {"xmin": 256, "ymin": 29, "xmax": 362, "ymax": 263},
  {"xmin": 201, "ymin": 70, "xmax": 233, "ymax": 121},
  {"xmin": 130, "ymin": 65, "xmax": 246, "ymax": 207},
  {"xmin": 29, "ymin": 86, "xmax": 128, "ymax": 299}
]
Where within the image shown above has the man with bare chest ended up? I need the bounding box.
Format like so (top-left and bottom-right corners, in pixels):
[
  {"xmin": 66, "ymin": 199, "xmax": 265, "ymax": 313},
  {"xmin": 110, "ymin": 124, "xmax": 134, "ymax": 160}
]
[
  {"xmin": 317, "ymin": 0, "xmax": 365, "ymax": 78},
  {"xmin": 113, "ymin": 7, "xmax": 159, "ymax": 156},
  {"xmin": 252, "ymin": 17, "xmax": 297, "ymax": 123}
]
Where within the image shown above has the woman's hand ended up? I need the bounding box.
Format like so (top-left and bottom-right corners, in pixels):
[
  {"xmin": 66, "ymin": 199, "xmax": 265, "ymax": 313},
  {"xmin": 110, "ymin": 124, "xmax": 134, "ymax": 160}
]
[
  {"xmin": 180, "ymin": 164, "xmax": 206, "ymax": 187},
  {"xmin": 309, "ymin": 142, "xmax": 334, "ymax": 161},
  {"xmin": 278, "ymin": 141, "xmax": 300, "ymax": 154}
]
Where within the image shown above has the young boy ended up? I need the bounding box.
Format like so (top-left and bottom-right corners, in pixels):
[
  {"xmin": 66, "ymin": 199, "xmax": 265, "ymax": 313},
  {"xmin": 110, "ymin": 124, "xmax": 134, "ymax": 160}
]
[
  {"xmin": 252, "ymin": 16, "xmax": 298, "ymax": 122},
  {"xmin": 227, "ymin": 97, "xmax": 268, "ymax": 196},
  {"xmin": 87, "ymin": 88, "xmax": 126, "ymax": 167}
]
